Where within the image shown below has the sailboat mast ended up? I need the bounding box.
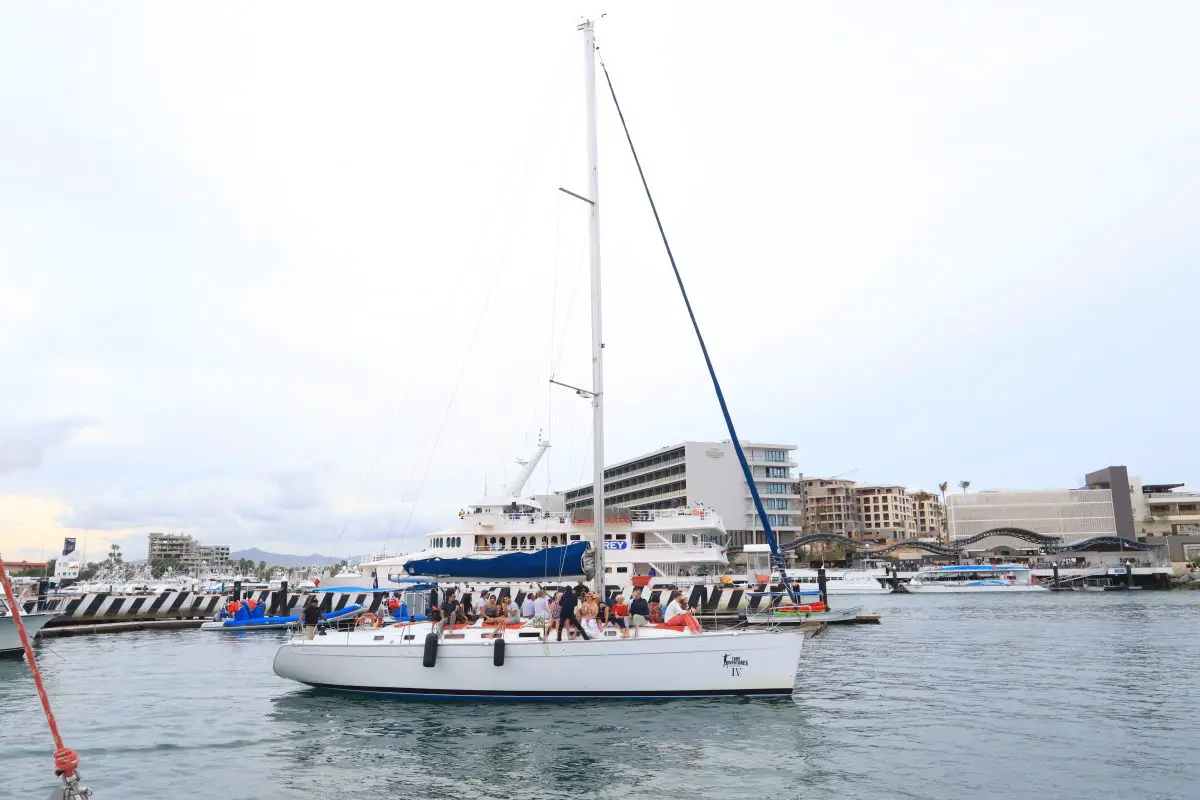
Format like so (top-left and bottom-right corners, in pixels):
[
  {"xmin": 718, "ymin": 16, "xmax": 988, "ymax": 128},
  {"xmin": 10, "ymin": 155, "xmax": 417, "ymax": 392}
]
[{"xmin": 581, "ymin": 19, "xmax": 606, "ymax": 596}]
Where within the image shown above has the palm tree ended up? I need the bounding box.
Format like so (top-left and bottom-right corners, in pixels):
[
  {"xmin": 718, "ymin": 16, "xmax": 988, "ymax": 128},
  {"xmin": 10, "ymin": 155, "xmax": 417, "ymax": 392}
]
[
  {"xmin": 106, "ymin": 543, "xmax": 123, "ymax": 566},
  {"xmin": 958, "ymin": 480, "xmax": 970, "ymax": 495}
]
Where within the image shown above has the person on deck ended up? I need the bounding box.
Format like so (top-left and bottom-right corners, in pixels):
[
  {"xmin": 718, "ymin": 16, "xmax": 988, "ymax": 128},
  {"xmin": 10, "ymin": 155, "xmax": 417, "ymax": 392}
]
[
  {"xmin": 521, "ymin": 593, "xmax": 535, "ymax": 618},
  {"xmin": 483, "ymin": 596, "xmax": 501, "ymax": 625},
  {"xmin": 556, "ymin": 586, "xmax": 589, "ymax": 641},
  {"xmin": 580, "ymin": 593, "xmax": 602, "ymax": 636},
  {"xmin": 532, "ymin": 590, "xmax": 550, "ymax": 621},
  {"xmin": 505, "ymin": 596, "xmax": 522, "ymax": 624},
  {"xmin": 664, "ymin": 591, "xmax": 701, "ymax": 633},
  {"xmin": 547, "ymin": 592, "xmax": 561, "ymax": 636},
  {"xmin": 438, "ymin": 593, "xmax": 464, "ymax": 635},
  {"xmin": 610, "ymin": 595, "xmax": 630, "ymax": 638},
  {"xmin": 627, "ymin": 589, "xmax": 650, "ymax": 638},
  {"xmin": 302, "ymin": 598, "xmax": 320, "ymax": 640}
]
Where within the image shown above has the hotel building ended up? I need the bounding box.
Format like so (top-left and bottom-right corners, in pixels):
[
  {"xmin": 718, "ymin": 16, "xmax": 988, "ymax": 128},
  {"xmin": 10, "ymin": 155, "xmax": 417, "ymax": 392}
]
[{"xmin": 559, "ymin": 441, "xmax": 803, "ymax": 547}]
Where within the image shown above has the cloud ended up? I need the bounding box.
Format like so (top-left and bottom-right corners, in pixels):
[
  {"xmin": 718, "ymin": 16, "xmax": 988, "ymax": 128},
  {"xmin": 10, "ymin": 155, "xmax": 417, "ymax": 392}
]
[
  {"xmin": 62, "ymin": 463, "xmax": 439, "ymax": 557},
  {"xmin": 0, "ymin": 418, "xmax": 94, "ymax": 475}
]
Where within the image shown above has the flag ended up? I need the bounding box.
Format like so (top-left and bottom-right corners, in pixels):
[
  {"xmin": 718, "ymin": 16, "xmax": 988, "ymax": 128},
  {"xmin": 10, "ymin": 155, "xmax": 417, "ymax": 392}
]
[{"xmin": 63, "ymin": 538, "xmax": 77, "ymax": 556}]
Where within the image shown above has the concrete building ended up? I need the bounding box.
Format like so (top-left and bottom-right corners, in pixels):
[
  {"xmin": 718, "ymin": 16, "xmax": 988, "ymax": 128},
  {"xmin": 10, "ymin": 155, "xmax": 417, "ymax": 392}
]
[
  {"xmin": 196, "ymin": 544, "xmax": 231, "ymax": 569},
  {"xmin": 147, "ymin": 532, "xmax": 230, "ymax": 569},
  {"xmin": 946, "ymin": 465, "xmax": 1136, "ymax": 547},
  {"xmin": 559, "ymin": 441, "xmax": 803, "ymax": 547},
  {"xmin": 801, "ymin": 478, "xmax": 861, "ymax": 537},
  {"xmin": 855, "ymin": 484, "xmax": 915, "ymax": 541},
  {"xmin": 910, "ymin": 491, "xmax": 948, "ymax": 541},
  {"xmin": 1131, "ymin": 480, "xmax": 1200, "ymax": 537}
]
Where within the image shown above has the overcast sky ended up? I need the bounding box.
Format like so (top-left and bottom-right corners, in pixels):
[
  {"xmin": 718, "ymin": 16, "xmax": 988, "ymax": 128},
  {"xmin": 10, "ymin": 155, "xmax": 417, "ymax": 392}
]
[{"xmin": 2, "ymin": 3, "xmax": 1197, "ymax": 562}]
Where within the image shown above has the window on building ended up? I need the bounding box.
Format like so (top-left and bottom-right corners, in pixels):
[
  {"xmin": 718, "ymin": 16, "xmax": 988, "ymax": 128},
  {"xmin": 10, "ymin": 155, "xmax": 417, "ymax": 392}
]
[{"xmin": 765, "ymin": 450, "xmax": 787, "ymax": 462}]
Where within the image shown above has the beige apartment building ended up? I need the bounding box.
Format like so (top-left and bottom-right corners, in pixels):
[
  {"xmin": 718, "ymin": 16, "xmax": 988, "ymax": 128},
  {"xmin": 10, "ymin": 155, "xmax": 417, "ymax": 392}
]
[
  {"xmin": 797, "ymin": 478, "xmax": 946, "ymax": 542},
  {"xmin": 147, "ymin": 532, "xmax": 230, "ymax": 569}
]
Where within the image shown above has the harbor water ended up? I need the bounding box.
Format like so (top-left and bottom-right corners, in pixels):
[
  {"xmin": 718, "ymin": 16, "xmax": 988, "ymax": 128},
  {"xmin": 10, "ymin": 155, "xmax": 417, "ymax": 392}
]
[{"xmin": 3, "ymin": 592, "xmax": 1199, "ymax": 799}]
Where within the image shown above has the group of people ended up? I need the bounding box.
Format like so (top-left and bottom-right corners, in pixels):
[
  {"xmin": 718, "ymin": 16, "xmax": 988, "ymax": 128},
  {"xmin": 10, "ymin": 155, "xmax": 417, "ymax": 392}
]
[{"xmin": 428, "ymin": 583, "xmax": 702, "ymax": 639}]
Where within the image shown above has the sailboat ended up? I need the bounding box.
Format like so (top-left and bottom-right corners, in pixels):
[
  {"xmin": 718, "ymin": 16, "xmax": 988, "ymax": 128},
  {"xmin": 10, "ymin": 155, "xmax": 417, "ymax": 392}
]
[{"xmin": 272, "ymin": 20, "xmax": 804, "ymax": 699}]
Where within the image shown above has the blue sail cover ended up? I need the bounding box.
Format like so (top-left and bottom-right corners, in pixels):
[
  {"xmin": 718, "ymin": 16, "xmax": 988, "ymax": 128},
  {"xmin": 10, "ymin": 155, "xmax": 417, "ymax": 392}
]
[{"xmin": 402, "ymin": 541, "xmax": 591, "ymax": 581}]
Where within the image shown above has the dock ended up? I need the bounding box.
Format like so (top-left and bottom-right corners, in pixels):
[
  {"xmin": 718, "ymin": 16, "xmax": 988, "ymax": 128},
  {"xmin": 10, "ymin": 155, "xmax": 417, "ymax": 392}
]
[{"xmin": 38, "ymin": 619, "xmax": 206, "ymax": 638}]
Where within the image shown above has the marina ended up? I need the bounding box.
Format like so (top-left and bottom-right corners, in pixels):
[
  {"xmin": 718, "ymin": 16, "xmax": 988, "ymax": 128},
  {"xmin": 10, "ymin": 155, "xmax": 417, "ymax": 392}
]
[
  {"xmin": 4, "ymin": 592, "xmax": 1198, "ymax": 798},
  {"xmin": 2, "ymin": 5, "xmax": 1198, "ymax": 799}
]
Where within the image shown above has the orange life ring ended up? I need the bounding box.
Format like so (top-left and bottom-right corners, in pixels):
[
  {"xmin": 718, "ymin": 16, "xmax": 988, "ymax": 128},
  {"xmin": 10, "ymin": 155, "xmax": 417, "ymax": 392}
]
[{"xmin": 357, "ymin": 613, "xmax": 380, "ymax": 628}]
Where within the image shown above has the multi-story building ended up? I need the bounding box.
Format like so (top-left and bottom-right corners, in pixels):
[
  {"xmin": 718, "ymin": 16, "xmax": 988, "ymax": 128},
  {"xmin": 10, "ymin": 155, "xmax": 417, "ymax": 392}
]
[
  {"xmin": 798, "ymin": 479, "xmax": 947, "ymax": 542},
  {"xmin": 147, "ymin": 532, "xmax": 230, "ymax": 569},
  {"xmin": 1129, "ymin": 478, "xmax": 1200, "ymax": 537},
  {"xmin": 800, "ymin": 478, "xmax": 861, "ymax": 537},
  {"xmin": 855, "ymin": 484, "xmax": 915, "ymax": 541},
  {"xmin": 559, "ymin": 441, "xmax": 803, "ymax": 548},
  {"xmin": 147, "ymin": 532, "xmax": 197, "ymax": 563},
  {"xmin": 196, "ymin": 544, "xmax": 231, "ymax": 569},
  {"xmin": 909, "ymin": 491, "xmax": 948, "ymax": 541},
  {"xmin": 946, "ymin": 466, "xmax": 1136, "ymax": 547}
]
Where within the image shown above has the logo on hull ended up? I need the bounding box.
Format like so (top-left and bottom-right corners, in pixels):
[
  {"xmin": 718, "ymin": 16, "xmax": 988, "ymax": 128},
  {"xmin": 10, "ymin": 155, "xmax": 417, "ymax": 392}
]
[{"xmin": 723, "ymin": 653, "xmax": 749, "ymax": 676}]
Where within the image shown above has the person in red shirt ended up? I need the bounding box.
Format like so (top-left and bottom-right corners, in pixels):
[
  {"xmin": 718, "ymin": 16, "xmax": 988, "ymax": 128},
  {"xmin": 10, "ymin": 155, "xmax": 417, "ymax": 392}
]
[{"xmin": 610, "ymin": 595, "xmax": 630, "ymax": 639}]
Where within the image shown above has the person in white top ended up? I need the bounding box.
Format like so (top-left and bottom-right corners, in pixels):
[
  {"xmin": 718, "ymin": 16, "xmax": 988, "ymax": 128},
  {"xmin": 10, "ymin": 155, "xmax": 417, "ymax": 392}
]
[
  {"xmin": 663, "ymin": 594, "xmax": 685, "ymax": 622},
  {"xmin": 532, "ymin": 591, "xmax": 550, "ymax": 620},
  {"xmin": 521, "ymin": 594, "xmax": 536, "ymax": 618},
  {"xmin": 474, "ymin": 592, "xmax": 489, "ymax": 617},
  {"xmin": 663, "ymin": 590, "xmax": 701, "ymax": 633}
]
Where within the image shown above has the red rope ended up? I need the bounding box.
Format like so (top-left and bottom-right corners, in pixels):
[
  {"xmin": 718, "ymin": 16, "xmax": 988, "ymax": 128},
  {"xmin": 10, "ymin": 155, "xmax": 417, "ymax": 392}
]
[{"xmin": 0, "ymin": 556, "xmax": 79, "ymax": 778}]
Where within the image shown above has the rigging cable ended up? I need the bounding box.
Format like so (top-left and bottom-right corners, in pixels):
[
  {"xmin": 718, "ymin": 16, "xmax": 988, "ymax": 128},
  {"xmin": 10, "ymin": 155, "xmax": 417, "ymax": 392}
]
[
  {"xmin": 325, "ymin": 336, "xmax": 435, "ymax": 565},
  {"xmin": 597, "ymin": 52, "xmax": 798, "ymax": 600}
]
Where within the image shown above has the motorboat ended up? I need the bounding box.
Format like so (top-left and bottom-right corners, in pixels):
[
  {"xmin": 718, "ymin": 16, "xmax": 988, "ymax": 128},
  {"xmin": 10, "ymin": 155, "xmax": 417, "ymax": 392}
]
[
  {"xmin": 1, "ymin": 598, "xmax": 59, "ymax": 656},
  {"xmin": 201, "ymin": 603, "xmax": 364, "ymax": 632},
  {"xmin": 903, "ymin": 564, "xmax": 1049, "ymax": 593}
]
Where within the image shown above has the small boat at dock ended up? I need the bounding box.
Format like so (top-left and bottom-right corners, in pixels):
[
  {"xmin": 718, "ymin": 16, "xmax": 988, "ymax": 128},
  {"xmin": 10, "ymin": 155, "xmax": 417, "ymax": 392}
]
[
  {"xmin": 201, "ymin": 603, "xmax": 364, "ymax": 631},
  {"xmin": 740, "ymin": 591, "xmax": 865, "ymax": 625}
]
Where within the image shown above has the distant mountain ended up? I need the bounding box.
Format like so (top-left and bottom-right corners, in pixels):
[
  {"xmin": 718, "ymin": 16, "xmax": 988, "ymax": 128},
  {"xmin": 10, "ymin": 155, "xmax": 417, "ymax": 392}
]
[{"xmin": 229, "ymin": 548, "xmax": 349, "ymax": 567}]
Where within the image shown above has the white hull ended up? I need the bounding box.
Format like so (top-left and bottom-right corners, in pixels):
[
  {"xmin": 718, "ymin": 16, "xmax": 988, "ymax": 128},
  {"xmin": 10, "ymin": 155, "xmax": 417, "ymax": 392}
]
[
  {"xmin": 903, "ymin": 583, "xmax": 1048, "ymax": 593},
  {"xmin": 0, "ymin": 611, "xmax": 57, "ymax": 654},
  {"xmin": 802, "ymin": 578, "xmax": 890, "ymax": 596},
  {"xmin": 273, "ymin": 621, "xmax": 802, "ymax": 699},
  {"xmin": 200, "ymin": 620, "xmax": 295, "ymax": 631},
  {"xmin": 744, "ymin": 605, "xmax": 864, "ymax": 625}
]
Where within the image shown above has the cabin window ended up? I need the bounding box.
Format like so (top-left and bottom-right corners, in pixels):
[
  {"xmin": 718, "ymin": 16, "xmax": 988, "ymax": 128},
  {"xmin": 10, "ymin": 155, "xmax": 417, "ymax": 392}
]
[
  {"xmin": 520, "ymin": 536, "xmax": 528, "ymax": 549},
  {"xmin": 605, "ymin": 567, "xmax": 613, "ymax": 573},
  {"xmin": 541, "ymin": 536, "xmax": 549, "ymax": 546},
  {"xmin": 616, "ymin": 534, "xmax": 627, "ymax": 540},
  {"xmin": 616, "ymin": 567, "xmax": 628, "ymax": 573},
  {"xmin": 570, "ymin": 535, "xmax": 580, "ymax": 541},
  {"xmin": 604, "ymin": 534, "xmax": 612, "ymax": 540},
  {"xmin": 550, "ymin": 536, "xmax": 559, "ymax": 545}
]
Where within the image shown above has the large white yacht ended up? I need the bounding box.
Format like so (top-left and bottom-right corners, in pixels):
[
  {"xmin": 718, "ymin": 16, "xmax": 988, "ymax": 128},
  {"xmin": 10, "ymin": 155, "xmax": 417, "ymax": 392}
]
[{"xmin": 320, "ymin": 440, "xmax": 730, "ymax": 592}]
